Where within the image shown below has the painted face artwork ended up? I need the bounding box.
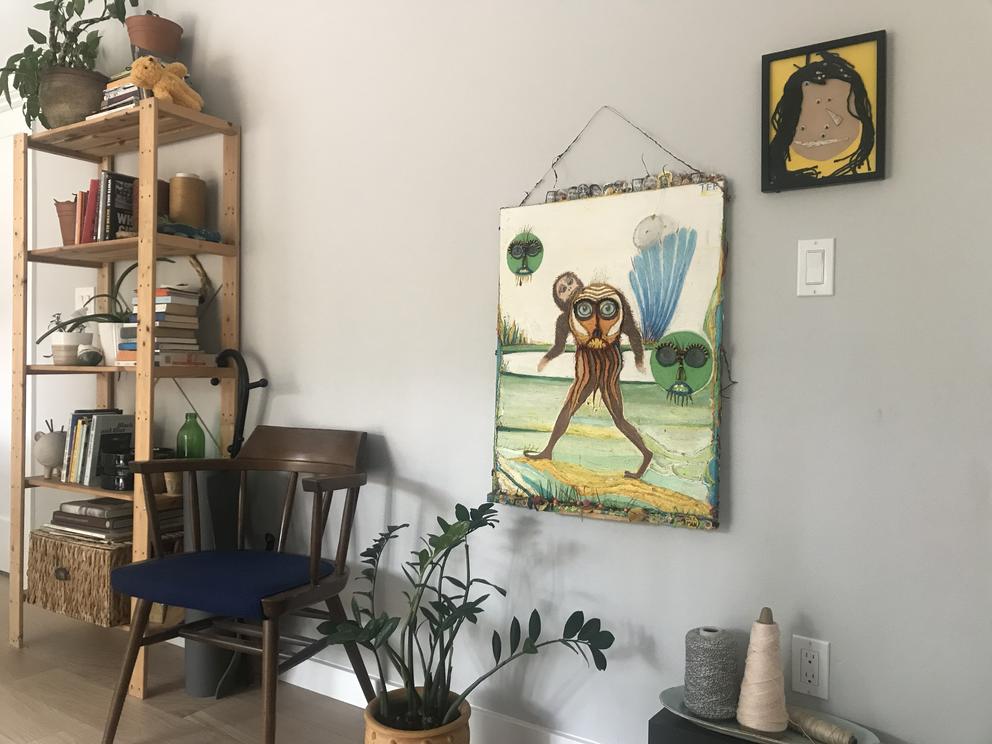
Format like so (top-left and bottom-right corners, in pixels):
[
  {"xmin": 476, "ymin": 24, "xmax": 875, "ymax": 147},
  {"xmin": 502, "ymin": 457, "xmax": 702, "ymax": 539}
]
[
  {"xmin": 791, "ymin": 78, "xmax": 862, "ymax": 161},
  {"xmin": 506, "ymin": 231, "xmax": 544, "ymax": 277},
  {"xmin": 569, "ymin": 284, "xmax": 624, "ymax": 350},
  {"xmin": 651, "ymin": 331, "xmax": 714, "ymax": 406}
]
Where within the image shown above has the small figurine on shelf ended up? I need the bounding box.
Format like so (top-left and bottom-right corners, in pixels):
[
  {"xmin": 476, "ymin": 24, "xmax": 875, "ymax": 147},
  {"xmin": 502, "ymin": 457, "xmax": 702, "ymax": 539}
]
[
  {"xmin": 129, "ymin": 55, "xmax": 204, "ymax": 111},
  {"xmin": 33, "ymin": 420, "xmax": 66, "ymax": 480},
  {"xmin": 176, "ymin": 412, "xmax": 205, "ymax": 458}
]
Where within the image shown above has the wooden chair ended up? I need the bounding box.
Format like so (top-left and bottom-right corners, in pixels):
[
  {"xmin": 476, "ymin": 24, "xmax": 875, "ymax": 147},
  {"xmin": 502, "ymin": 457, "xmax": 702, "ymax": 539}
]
[{"xmin": 102, "ymin": 425, "xmax": 376, "ymax": 744}]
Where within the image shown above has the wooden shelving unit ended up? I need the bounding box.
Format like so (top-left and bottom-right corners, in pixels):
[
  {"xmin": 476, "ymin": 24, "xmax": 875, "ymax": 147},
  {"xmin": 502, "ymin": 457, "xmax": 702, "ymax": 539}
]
[{"xmin": 8, "ymin": 98, "xmax": 241, "ymax": 700}]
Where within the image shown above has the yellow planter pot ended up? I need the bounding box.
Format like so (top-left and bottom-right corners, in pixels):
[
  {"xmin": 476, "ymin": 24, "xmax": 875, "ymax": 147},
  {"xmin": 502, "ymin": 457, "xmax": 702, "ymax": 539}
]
[{"xmin": 363, "ymin": 690, "xmax": 471, "ymax": 744}]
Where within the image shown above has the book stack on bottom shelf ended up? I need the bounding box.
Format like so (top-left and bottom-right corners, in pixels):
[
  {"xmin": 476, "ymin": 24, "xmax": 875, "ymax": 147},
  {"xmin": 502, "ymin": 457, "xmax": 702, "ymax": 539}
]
[
  {"xmin": 29, "ymin": 496, "xmax": 183, "ymax": 627},
  {"xmin": 118, "ymin": 285, "xmax": 213, "ymax": 367}
]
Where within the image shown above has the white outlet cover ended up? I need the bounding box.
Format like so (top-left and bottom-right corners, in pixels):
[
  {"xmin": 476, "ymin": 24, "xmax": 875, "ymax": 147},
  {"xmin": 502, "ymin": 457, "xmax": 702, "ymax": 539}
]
[
  {"xmin": 74, "ymin": 286, "xmax": 95, "ymax": 311},
  {"xmin": 792, "ymin": 634, "xmax": 830, "ymax": 699},
  {"xmin": 797, "ymin": 238, "xmax": 834, "ymax": 296}
]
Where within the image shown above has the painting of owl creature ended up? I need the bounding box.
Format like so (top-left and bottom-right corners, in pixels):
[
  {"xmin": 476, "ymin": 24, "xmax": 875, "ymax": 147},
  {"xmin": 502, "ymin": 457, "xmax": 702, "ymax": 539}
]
[{"xmin": 527, "ymin": 279, "xmax": 653, "ymax": 479}]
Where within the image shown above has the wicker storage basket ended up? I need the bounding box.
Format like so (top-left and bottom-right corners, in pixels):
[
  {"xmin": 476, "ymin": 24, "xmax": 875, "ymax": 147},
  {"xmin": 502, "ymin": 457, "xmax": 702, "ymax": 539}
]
[{"xmin": 27, "ymin": 529, "xmax": 131, "ymax": 627}]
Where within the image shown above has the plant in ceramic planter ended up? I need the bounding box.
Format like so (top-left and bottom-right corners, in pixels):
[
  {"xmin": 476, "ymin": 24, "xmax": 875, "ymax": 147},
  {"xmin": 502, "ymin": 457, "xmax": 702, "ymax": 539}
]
[
  {"xmin": 1, "ymin": 0, "xmax": 138, "ymax": 128},
  {"xmin": 319, "ymin": 503, "xmax": 615, "ymax": 740}
]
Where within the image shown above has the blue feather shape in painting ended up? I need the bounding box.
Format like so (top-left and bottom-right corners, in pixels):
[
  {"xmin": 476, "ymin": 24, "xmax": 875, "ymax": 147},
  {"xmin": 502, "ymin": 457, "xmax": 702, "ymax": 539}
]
[{"xmin": 629, "ymin": 224, "xmax": 697, "ymax": 342}]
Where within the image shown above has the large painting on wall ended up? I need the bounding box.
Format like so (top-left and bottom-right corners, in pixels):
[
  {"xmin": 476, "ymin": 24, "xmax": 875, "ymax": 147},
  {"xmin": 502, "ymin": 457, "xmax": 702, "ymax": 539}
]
[
  {"xmin": 762, "ymin": 30, "xmax": 886, "ymax": 192},
  {"xmin": 492, "ymin": 182, "xmax": 726, "ymax": 529}
]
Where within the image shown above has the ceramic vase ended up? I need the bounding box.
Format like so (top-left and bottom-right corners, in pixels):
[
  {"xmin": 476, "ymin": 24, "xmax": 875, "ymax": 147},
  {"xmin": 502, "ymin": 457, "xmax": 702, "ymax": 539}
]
[{"xmin": 34, "ymin": 430, "xmax": 67, "ymax": 480}]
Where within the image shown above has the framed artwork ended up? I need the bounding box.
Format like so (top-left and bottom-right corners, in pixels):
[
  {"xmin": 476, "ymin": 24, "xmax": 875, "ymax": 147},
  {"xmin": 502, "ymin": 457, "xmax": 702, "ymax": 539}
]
[
  {"xmin": 492, "ymin": 182, "xmax": 726, "ymax": 529},
  {"xmin": 762, "ymin": 30, "xmax": 886, "ymax": 192}
]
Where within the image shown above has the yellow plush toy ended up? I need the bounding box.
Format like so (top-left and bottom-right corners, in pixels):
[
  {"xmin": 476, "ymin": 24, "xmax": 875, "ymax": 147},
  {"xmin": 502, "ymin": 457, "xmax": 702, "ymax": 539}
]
[{"xmin": 129, "ymin": 55, "xmax": 204, "ymax": 112}]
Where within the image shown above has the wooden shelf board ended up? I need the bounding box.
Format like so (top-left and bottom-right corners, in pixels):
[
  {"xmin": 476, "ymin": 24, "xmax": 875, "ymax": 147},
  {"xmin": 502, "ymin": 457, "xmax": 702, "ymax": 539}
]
[
  {"xmin": 27, "ymin": 364, "xmax": 236, "ymax": 379},
  {"xmin": 27, "ymin": 99, "xmax": 238, "ymax": 159},
  {"xmin": 28, "ymin": 234, "xmax": 237, "ymax": 266},
  {"xmin": 25, "ymin": 476, "xmax": 134, "ymax": 500}
]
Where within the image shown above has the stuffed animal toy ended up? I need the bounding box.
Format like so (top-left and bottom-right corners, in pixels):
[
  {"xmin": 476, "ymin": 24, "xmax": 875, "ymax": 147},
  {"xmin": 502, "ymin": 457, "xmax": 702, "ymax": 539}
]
[{"xmin": 129, "ymin": 55, "xmax": 204, "ymax": 112}]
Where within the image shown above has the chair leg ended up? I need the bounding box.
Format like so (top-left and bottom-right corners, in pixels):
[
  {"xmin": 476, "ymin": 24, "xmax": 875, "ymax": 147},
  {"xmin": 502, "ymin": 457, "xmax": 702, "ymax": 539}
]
[
  {"xmin": 327, "ymin": 596, "xmax": 376, "ymax": 702},
  {"xmin": 262, "ymin": 617, "xmax": 279, "ymax": 744},
  {"xmin": 102, "ymin": 599, "xmax": 152, "ymax": 744}
]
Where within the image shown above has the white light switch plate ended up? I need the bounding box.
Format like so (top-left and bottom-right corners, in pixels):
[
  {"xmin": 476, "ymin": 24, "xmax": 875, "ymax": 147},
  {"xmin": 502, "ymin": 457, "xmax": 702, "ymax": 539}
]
[{"xmin": 797, "ymin": 239, "xmax": 834, "ymax": 296}]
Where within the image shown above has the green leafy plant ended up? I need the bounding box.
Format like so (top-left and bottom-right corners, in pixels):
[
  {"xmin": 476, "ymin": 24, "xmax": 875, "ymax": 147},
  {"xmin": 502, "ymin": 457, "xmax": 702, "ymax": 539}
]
[
  {"xmin": 318, "ymin": 502, "xmax": 615, "ymax": 731},
  {"xmin": 1, "ymin": 0, "xmax": 138, "ymax": 127},
  {"xmin": 35, "ymin": 257, "xmax": 176, "ymax": 344}
]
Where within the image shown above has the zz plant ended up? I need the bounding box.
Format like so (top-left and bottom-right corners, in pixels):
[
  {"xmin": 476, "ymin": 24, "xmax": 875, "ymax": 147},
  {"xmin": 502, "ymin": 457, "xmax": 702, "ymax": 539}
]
[
  {"xmin": 319, "ymin": 502, "xmax": 615, "ymax": 731},
  {"xmin": 1, "ymin": 0, "xmax": 138, "ymax": 127}
]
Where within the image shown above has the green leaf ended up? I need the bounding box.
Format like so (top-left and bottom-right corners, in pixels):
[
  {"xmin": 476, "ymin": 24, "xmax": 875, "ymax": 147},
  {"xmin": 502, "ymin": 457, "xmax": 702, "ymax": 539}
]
[
  {"xmin": 509, "ymin": 616, "xmax": 521, "ymax": 653},
  {"xmin": 528, "ymin": 609, "xmax": 541, "ymax": 642},
  {"xmin": 34, "ymin": 2, "xmax": 55, "ymax": 9},
  {"xmin": 113, "ymin": 0, "xmax": 126, "ymax": 20},
  {"xmin": 28, "ymin": 28, "xmax": 47, "ymax": 44},
  {"xmin": 373, "ymin": 616, "xmax": 400, "ymax": 648},
  {"xmin": 454, "ymin": 504, "xmax": 470, "ymax": 522},
  {"xmin": 491, "ymin": 630, "xmax": 502, "ymax": 664},
  {"xmin": 73, "ymin": 0, "xmax": 85, "ymax": 15},
  {"xmin": 522, "ymin": 638, "xmax": 538, "ymax": 654},
  {"xmin": 593, "ymin": 630, "xmax": 615, "ymax": 650},
  {"xmin": 444, "ymin": 576, "xmax": 466, "ymax": 590},
  {"xmin": 437, "ymin": 516, "xmax": 450, "ymax": 531},
  {"xmin": 591, "ymin": 647, "xmax": 608, "ymax": 671},
  {"xmin": 472, "ymin": 578, "xmax": 507, "ymax": 597},
  {"xmin": 563, "ymin": 610, "xmax": 584, "ymax": 639},
  {"xmin": 578, "ymin": 618, "xmax": 601, "ymax": 641}
]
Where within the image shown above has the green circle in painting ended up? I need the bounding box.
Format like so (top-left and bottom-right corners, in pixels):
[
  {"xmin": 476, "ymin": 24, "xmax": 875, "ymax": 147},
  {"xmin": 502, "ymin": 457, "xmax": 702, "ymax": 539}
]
[
  {"xmin": 650, "ymin": 331, "xmax": 714, "ymax": 406},
  {"xmin": 506, "ymin": 231, "xmax": 544, "ymax": 276}
]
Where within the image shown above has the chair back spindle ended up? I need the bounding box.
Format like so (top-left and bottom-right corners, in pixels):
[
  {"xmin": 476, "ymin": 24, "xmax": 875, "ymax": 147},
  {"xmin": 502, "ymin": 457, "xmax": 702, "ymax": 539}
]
[
  {"xmin": 188, "ymin": 472, "xmax": 202, "ymax": 552},
  {"xmin": 276, "ymin": 472, "xmax": 298, "ymax": 552},
  {"xmin": 237, "ymin": 470, "xmax": 248, "ymax": 550},
  {"xmin": 140, "ymin": 472, "xmax": 166, "ymax": 559},
  {"xmin": 334, "ymin": 487, "xmax": 360, "ymax": 574}
]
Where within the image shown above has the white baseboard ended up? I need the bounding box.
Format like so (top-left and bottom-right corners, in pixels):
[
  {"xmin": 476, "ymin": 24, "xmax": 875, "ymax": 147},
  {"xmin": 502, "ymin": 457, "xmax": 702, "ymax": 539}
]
[{"xmin": 282, "ymin": 657, "xmax": 602, "ymax": 744}]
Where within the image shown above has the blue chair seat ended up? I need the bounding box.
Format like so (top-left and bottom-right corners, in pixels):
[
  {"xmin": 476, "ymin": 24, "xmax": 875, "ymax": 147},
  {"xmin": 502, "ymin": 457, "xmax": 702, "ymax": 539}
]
[{"xmin": 111, "ymin": 550, "xmax": 335, "ymax": 620}]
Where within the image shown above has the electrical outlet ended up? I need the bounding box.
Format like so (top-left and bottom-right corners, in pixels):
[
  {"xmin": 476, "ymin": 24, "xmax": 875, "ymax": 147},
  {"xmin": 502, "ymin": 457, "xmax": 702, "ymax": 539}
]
[
  {"xmin": 74, "ymin": 286, "xmax": 95, "ymax": 311},
  {"xmin": 792, "ymin": 634, "xmax": 829, "ymax": 699}
]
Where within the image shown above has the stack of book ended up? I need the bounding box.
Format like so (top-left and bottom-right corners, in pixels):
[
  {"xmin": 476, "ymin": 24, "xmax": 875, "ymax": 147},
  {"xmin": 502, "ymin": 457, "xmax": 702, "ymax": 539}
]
[
  {"xmin": 59, "ymin": 410, "xmax": 134, "ymax": 487},
  {"xmin": 44, "ymin": 496, "xmax": 182, "ymax": 543},
  {"xmin": 65, "ymin": 169, "xmax": 138, "ymax": 244},
  {"xmin": 86, "ymin": 69, "xmax": 145, "ymax": 120},
  {"xmin": 117, "ymin": 286, "xmax": 211, "ymax": 366}
]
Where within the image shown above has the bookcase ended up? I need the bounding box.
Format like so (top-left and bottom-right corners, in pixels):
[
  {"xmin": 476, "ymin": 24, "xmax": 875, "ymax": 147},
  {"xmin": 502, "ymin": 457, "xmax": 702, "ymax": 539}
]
[{"xmin": 8, "ymin": 97, "xmax": 240, "ymax": 699}]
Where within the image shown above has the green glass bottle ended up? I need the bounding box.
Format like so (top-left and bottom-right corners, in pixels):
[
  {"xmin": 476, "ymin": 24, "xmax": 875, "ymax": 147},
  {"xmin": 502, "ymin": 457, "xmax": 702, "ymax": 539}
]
[{"xmin": 176, "ymin": 412, "xmax": 205, "ymax": 458}]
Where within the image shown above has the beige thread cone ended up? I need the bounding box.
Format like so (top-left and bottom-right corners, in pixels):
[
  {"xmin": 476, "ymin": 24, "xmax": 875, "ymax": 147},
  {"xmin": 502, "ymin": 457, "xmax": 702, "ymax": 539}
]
[{"xmin": 736, "ymin": 607, "xmax": 788, "ymax": 733}]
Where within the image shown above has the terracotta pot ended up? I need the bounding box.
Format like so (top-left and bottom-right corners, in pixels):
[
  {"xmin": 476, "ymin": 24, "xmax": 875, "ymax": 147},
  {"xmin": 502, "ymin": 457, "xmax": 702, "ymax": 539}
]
[
  {"xmin": 39, "ymin": 67, "xmax": 107, "ymax": 128},
  {"xmin": 125, "ymin": 13, "xmax": 183, "ymax": 58},
  {"xmin": 54, "ymin": 199, "xmax": 76, "ymax": 245},
  {"xmin": 363, "ymin": 689, "xmax": 471, "ymax": 744}
]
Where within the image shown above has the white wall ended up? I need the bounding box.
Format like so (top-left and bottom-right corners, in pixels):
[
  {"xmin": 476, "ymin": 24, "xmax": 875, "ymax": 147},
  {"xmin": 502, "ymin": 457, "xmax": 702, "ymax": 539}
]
[{"xmin": 3, "ymin": 2, "xmax": 991, "ymax": 743}]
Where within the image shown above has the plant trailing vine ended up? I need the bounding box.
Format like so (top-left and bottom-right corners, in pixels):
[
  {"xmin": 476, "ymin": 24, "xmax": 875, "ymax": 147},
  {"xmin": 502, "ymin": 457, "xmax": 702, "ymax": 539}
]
[
  {"xmin": 1, "ymin": 0, "xmax": 138, "ymax": 127},
  {"xmin": 318, "ymin": 502, "xmax": 615, "ymax": 731}
]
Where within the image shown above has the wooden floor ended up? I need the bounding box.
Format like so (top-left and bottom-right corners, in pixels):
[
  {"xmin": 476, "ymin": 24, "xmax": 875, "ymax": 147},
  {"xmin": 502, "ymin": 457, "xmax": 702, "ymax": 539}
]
[{"xmin": 0, "ymin": 576, "xmax": 364, "ymax": 744}]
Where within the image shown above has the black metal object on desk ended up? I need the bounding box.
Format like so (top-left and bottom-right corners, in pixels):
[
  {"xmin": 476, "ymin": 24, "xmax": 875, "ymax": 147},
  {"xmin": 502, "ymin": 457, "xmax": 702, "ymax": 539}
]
[{"xmin": 650, "ymin": 709, "xmax": 738, "ymax": 743}]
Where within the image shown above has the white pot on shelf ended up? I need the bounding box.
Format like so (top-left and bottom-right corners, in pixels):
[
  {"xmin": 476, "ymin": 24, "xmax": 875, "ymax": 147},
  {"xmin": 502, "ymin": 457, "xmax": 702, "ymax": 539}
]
[
  {"xmin": 98, "ymin": 322, "xmax": 124, "ymax": 365},
  {"xmin": 51, "ymin": 330, "xmax": 92, "ymax": 346}
]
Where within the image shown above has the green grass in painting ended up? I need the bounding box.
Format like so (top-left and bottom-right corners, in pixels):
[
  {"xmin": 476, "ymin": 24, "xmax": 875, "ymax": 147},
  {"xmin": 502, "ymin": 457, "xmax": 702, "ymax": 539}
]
[{"xmin": 497, "ymin": 314, "xmax": 531, "ymax": 347}]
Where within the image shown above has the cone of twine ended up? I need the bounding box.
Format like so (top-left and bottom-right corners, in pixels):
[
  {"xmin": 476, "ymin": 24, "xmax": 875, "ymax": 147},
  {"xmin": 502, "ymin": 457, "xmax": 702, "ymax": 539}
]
[{"xmin": 736, "ymin": 606, "xmax": 788, "ymax": 734}]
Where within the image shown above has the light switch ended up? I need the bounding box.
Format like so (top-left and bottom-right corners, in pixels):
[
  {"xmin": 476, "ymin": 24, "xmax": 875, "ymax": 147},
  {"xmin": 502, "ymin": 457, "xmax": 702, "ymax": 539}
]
[
  {"xmin": 805, "ymin": 249, "xmax": 825, "ymax": 284},
  {"xmin": 797, "ymin": 239, "xmax": 834, "ymax": 296}
]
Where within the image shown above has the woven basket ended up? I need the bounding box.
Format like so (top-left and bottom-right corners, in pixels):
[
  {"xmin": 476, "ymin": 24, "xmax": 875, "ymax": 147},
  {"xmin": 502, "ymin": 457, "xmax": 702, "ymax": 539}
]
[
  {"xmin": 27, "ymin": 529, "xmax": 183, "ymax": 627},
  {"xmin": 27, "ymin": 530, "xmax": 131, "ymax": 627}
]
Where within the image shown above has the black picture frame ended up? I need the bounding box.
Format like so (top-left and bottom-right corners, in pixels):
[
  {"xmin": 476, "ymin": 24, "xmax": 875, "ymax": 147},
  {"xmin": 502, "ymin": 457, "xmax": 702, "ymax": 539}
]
[{"xmin": 761, "ymin": 30, "xmax": 886, "ymax": 193}]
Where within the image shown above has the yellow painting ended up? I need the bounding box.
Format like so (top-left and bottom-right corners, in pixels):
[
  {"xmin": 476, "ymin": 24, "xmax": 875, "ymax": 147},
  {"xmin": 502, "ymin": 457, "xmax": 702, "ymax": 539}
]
[{"xmin": 762, "ymin": 31, "xmax": 886, "ymax": 192}]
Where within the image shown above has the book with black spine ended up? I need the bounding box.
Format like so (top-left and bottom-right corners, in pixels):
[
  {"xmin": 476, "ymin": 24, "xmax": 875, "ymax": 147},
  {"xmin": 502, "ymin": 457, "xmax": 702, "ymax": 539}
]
[
  {"xmin": 104, "ymin": 172, "xmax": 136, "ymax": 240},
  {"xmin": 60, "ymin": 496, "xmax": 132, "ymax": 518}
]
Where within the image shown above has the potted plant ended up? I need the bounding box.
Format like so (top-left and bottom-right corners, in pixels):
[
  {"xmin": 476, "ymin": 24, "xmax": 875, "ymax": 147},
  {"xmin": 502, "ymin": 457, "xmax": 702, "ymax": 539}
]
[
  {"xmin": 319, "ymin": 503, "xmax": 615, "ymax": 742},
  {"xmin": 1, "ymin": 0, "xmax": 138, "ymax": 128},
  {"xmin": 35, "ymin": 258, "xmax": 176, "ymax": 364},
  {"xmin": 125, "ymin": 11, "xmax": 183, "ymax": 59}
]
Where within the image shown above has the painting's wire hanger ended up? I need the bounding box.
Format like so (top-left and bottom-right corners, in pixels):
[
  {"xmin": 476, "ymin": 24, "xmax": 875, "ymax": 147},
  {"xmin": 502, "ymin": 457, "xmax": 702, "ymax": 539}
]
[{"xmin": 518, "ymin": 105, "xmax": 713, "ymax": 207}]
